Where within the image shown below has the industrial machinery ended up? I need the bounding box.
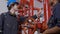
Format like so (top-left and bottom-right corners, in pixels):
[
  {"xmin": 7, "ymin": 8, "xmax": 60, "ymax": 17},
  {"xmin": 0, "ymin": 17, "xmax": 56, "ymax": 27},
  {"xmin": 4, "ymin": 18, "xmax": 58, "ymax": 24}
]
[{"xmin": 18, "ymin": 0, "xmax": 51, "ymax": 34}]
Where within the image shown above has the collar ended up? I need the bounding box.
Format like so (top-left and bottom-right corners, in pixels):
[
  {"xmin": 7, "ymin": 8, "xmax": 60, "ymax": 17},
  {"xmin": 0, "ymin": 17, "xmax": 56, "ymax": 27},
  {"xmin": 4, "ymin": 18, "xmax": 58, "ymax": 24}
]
[{"xmin": 8, "ymin": 11, "xmax": 16, "ymax": 17}]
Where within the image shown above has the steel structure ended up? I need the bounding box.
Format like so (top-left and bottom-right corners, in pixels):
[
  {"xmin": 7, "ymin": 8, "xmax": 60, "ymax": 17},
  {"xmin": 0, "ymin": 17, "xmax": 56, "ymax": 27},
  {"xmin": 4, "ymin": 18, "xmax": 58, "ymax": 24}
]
[{"xmin": 18, "ymin": 0, "xmax": 51, "ymax": 34}]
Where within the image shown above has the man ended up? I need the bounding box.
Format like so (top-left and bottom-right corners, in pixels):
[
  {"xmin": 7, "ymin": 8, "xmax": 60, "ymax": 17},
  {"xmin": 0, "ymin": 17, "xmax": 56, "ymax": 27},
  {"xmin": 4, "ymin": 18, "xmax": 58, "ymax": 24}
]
[
  {"xmin": 43, "ymin": 0, "xmax": 60, "ymax": 34},
  {"xmin": 0, "ymin": 2, "xmax": 19, "ymax": 34}
]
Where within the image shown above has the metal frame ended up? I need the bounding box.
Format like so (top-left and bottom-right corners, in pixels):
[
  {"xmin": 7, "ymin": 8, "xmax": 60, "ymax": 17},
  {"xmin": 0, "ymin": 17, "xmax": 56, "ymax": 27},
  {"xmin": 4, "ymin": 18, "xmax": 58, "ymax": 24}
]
[{"xmin": 18, "ymin": 0, "xmax": 51, "ymax": 34}]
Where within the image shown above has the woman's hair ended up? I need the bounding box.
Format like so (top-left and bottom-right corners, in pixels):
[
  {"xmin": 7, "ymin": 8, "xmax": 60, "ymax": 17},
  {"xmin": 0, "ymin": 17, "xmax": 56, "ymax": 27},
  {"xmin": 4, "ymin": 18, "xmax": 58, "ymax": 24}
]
[
  {"xmin": 58, "ymin": 0, "xmax": 60, "ymax": 3},
  {"xmin": 8, "ymin": 2, "xmax": 19, "ymax": 10}
]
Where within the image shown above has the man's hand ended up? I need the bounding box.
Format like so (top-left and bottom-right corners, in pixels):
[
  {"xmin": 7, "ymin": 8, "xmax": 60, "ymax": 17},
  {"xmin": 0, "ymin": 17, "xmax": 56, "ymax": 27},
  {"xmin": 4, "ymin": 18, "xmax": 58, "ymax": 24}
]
[{"xmin": 43, "ymin": 26, "xmax": 60, "ymax": 34}]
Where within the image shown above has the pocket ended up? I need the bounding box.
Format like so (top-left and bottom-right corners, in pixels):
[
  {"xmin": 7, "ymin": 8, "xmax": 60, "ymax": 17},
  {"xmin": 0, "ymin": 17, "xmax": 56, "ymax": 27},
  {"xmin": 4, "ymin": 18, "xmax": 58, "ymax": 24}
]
[{"xmin": 5, "ymin": 24, "xmax": 12, "ymax": 28}]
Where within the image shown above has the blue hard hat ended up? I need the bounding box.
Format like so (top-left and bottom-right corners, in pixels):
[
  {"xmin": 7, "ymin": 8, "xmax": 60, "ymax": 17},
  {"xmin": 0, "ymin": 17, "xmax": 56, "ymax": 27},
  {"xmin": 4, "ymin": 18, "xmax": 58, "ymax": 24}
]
[{"xmin": 7, "ymin": 0, "xmax": 17, "ymax": 7}]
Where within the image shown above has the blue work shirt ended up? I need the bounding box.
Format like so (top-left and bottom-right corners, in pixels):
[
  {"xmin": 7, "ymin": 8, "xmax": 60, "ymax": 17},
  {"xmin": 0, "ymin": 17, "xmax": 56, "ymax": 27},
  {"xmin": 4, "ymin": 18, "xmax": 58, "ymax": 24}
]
[
  {"xmin": 48, "ymin": 3, "xmax": 60, "ymax": 28},
  {"xmin": 53, "ymin": 3, "xmax": 60, "ymax": 27},
  {"xmin": 0, "ymin": 11, "xmax": 18, "ymax": 34}
]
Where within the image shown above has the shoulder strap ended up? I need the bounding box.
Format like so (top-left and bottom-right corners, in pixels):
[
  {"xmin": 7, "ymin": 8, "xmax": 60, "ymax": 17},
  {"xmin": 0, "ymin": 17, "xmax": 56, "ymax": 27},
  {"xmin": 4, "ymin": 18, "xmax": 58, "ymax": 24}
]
[
  {"xmin": 1, "ymin": 13, "xmax": 7, "ymax": 23},
  {"xmin": 3, "ymin": 13, "xmax": 7, "ymax": 18}
]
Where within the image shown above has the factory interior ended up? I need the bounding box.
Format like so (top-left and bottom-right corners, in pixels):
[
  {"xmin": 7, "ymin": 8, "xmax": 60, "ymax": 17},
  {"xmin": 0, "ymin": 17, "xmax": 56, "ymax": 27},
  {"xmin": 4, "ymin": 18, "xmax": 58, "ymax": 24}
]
[{"xmin": 0, "ymin": 0, "xmax": 60, "ymax": 34}]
